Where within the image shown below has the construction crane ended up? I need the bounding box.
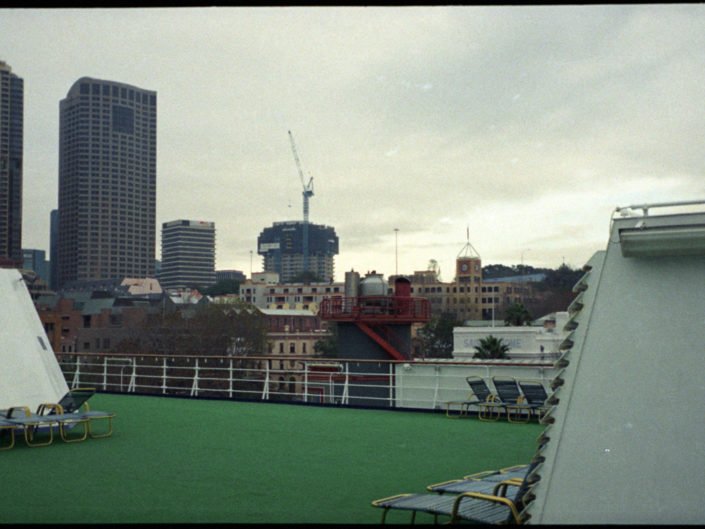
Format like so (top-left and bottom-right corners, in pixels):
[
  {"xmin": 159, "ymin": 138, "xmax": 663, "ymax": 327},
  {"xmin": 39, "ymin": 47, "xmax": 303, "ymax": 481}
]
[{"xmin": 288, "ymin": 130, "xmax": 314, "ymax": 274}]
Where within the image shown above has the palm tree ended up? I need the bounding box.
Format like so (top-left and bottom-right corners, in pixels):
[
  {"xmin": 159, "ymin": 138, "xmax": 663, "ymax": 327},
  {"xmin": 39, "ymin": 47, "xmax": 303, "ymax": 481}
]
[
  {"xmin": 473, "ymin": 335, "xmax": 511, "ymax": 359},
  {"xmin": 504, "ymin": 302, "xmax": 532, "ymax": 326}
]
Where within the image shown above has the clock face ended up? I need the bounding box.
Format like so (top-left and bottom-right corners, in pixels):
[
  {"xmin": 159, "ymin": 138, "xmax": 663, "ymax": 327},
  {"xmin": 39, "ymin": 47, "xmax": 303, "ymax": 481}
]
[{"xmin": 461, "ymin": 263, "xmax": 468, "ymax": 272}]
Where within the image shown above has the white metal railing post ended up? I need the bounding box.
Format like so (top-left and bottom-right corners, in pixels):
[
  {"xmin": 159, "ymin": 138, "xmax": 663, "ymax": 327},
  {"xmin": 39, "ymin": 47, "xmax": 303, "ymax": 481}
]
[
  {"xmin": 72, "ymin": 356, "xmax": 81, "ymax": 388},
  {"xmin": 303, "ymin": 361, "xmax": 309, "ymax": 403},
  {"xmin": 396, "ymin": 363, "xmax": 402, "ymax": 407},
  {"xmin": 128, "ymin": 359, "xmax": 136, "ymax": 393},
  {"xmin": 261, "ymin": 361, "xmax": 270, "ymax": 400},
  {"xmin": 228, "ymin": 359, "xmax": 233, "ymax": 399},
  {"xmin": 162, "ymin": 357, "xmax": 167, "ymax": 394},
  {"xmin": 341, "ymin": 362, "xmax": 349, "ymax": 405},
  {"xmin": 432, "ymin": 365, "xmax": 441, "ymax": 409},
  {"xmin": 191, "ymin": 358, "xmax": 199, "ymax": 397},
  {"xmin": 103, "ymin": 356, "xmax": 108, "ymax": 391},
  {"xmin": 388, "ymin": 363, "xmax": 394, "ymax": 407}
]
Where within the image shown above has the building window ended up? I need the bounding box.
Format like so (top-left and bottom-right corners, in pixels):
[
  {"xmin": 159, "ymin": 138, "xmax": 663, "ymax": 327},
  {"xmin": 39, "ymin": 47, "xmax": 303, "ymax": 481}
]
[
  {"xmin": 112, "ymin": 105, "xmax": 134, "ymax": 134},
  {"xmin": 289, "ymin": 343, "xmax": 296, "ymax": 354}
]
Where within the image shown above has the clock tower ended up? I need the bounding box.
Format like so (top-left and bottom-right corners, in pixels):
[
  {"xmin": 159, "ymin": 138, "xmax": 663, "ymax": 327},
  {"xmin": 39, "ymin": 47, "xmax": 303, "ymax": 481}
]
[
  {"xmin": 456, "ymin": 228, "xmax": 482, "ymax": 284},
  {"xmin": 456, "ymin": 255, "xmax": 482, "ymax": 284}
]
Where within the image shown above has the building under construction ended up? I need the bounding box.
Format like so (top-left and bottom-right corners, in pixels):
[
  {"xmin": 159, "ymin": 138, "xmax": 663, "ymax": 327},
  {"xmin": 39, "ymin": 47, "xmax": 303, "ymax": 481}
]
[{"xmin": 257, "ymin": 221, "xmax": 339, "ymax": 283}]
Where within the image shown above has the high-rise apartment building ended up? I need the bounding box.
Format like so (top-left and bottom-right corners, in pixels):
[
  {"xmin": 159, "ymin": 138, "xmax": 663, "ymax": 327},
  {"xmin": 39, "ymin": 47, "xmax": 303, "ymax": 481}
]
[
  {"xmin": 0, "ymin": 61, "xmax": 23, "ymax": 266},
  {"xmin": 160, "ymin": 219, "xmax": 216, "ymax": 291},
  {"xmin": 257, "ymin": 221, "xmax": 339, "ymax": 283},
  {"xmin": 22, "ymin": 248, "xmax": 49, "ymax": 281},
  {"xmin": 49, "ymin": 209, "xmax": 58, "ymax": 289},
  {"xmin": 57, "ymin": 77, "xmax": 156, "ymax": 288}
]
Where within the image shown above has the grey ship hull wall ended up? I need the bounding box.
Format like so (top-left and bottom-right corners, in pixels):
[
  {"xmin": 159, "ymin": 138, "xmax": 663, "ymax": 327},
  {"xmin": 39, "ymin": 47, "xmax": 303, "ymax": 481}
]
[{"xmin": 335, "ymin": 322, "xmax": 412, "ymax": 408}]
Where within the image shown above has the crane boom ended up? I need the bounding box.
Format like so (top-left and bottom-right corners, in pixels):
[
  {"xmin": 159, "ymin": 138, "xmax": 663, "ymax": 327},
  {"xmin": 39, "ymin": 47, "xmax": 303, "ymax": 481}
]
[
  {"xmin": 288, "ymin": 131, "xmax": 314, "ymax": 196},
  {"xmin": 288, "ymin": 130, "xmax": 314, "ymax": 274}
]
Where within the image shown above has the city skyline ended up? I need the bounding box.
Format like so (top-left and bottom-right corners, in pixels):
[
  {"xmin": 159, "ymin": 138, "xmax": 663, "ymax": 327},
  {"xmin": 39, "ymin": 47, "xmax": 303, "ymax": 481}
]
[{"xmin": 3, "ymin": 6, "xmax": 705, "ymax": 282}]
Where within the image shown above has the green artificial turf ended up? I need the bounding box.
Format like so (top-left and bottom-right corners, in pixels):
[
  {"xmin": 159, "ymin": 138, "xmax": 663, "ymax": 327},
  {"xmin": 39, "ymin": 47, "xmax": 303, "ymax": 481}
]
[{"xmin": 1, "ymin": 393, "xmax": 542, "ymax": 524}]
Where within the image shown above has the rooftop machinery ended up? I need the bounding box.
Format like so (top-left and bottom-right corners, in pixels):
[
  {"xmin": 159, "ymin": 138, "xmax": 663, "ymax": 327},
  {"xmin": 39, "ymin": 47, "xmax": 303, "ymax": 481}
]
[{"xmin": 288, "ymin": 130, "xmax": 314, "ymax": 274}]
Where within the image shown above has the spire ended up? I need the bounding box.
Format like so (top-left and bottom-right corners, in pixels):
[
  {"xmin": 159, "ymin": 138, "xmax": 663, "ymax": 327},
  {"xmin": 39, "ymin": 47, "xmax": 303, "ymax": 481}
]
[{"xmin": 457, "ymin": 225, "xmax": 481, "ymax": 259}]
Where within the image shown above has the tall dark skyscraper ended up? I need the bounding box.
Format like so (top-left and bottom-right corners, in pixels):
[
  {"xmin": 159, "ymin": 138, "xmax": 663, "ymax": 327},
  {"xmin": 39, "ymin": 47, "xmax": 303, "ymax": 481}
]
[
  {"xmin": 49, "ymin": 208, "xmax": 58, "ymax": 290},
  {"xmin": 57, "ymin": 77, "xmax": 156, "ymax": 288},
  {"xmin": 0, "ymin": 61, "xmax": 24, "ymax": 266}
]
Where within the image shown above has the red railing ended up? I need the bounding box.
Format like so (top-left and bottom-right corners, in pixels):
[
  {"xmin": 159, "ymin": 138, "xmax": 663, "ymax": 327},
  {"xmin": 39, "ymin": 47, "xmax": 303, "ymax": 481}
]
[{"xmin": 319, "ymin": 296, "xmax": 431, "ymax": 323}]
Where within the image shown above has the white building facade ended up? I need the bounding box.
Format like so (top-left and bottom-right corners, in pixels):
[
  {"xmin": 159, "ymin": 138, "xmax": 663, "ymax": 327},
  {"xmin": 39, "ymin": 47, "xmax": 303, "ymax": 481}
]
[{"xmin": 452, "ymin": 311, "xmax": 569, "ymax": 361}]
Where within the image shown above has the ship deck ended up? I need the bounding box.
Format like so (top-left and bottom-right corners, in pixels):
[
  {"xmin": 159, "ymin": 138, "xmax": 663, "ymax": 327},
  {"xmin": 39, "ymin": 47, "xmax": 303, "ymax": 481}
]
[{"xmin": 2, "ymin": 393, "xmax": 541, "ymax": 524}]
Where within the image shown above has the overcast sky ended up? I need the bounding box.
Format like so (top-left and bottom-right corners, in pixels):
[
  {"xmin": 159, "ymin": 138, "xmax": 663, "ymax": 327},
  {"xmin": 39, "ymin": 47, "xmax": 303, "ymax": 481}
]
[{"xmin": 2, "ymin": 5, "xmax": 704, "ymax": 281}]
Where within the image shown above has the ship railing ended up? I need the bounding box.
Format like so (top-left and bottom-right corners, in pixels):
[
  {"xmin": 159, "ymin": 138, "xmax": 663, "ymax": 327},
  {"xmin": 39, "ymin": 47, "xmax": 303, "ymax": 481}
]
[
  {"xmin": 319, "ymin": 296, "xmax": 431, "ymax": 321},
  {"xmin": 55, "ymin": 352, "xmax": 555, "ymax": 411}
]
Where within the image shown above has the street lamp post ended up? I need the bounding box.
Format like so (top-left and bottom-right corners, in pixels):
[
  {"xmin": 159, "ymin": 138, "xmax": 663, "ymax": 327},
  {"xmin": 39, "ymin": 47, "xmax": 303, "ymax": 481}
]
[{"xmin": 394, "ymin": 228, "xmax": 399, "ymax": 276}]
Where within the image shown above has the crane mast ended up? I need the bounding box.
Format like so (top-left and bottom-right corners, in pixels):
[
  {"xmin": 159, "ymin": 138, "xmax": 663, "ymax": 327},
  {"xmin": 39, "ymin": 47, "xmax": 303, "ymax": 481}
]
[{"xmin": 288, "ymin": 130, "xmax": 314, "ymax": 275}]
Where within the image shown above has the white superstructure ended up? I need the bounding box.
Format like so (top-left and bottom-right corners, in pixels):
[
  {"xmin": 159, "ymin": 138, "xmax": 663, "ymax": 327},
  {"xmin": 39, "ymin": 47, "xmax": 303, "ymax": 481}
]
[
  {"xmin": 526, "ymin": 200, "xmax": 705, "ymax": 524},
  {"xmin": 0, "ymin": 268, "xmax": 68, "ymax": 410}
]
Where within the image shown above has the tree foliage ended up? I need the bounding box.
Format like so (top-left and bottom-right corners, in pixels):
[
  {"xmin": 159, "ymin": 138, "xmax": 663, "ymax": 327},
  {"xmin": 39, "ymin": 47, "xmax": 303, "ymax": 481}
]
[
  {"xmin": 417, "ymin": 312, "xmax": 460, "ymax": 358},
  {"xmin": 314, "ymin": 323, "xmax": 338, "ymax": 358},
  {"xmin": 504, "ymin": 302, "xmax": 533, "ymax": 326},
  {"xmin": 481, "ymin": 263, "xmax": 522, "ymax": 279},
  {"xmin": 542, "ymin": 264, "xmax": 584, "ymax": 291},
  {"xmin": 473, "ymin": 335, "xmax": 511, "ymax": 359},
  {"xmin": 481, "ymin": 262, "xmax": 585, "ymax": 316},
  {"xmin": 115, "ymin": 301, "xmax": 267, "ymax": 357}
]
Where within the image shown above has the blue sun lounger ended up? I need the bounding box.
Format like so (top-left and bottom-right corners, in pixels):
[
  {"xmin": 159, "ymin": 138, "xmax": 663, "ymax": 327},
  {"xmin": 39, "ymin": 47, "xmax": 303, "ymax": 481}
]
[
  {"xmin": 445, "ymin": 376, "xmax": 503, "ymax": 420},
  {"xmin": 427, "ymin": 464, "xmax": 529, "ymax": 495},
  {"xmin": 492, "ymin": 376, "xmax": 531, "ymax": 423},
  {"xmin": 372, "ymin": 461, "xmax": 538, "ymax": 524},
  {"xmin": 517, "ymin": 381, "xmax": 550, "ymax": 420},
  {"xmin": 1, "ymin": 388, "xmax": 114, "ymax": 449}
]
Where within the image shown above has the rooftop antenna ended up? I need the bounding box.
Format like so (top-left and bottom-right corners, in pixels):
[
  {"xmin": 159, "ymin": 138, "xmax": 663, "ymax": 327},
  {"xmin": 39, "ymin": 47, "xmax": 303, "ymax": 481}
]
[{"xmin": 458, "ymin": 226, "xmax": 481, "ymax": 259}]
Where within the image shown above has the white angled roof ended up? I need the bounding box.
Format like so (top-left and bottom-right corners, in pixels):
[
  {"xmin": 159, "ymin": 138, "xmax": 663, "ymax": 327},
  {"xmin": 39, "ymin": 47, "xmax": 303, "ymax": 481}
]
[
  {"xmin": 0, "ymin": 268, "xmax": 68, "ymax": 410},
  {"xmin": 526, "ymin": 201, "xmax": 705, "ymax": 524}
]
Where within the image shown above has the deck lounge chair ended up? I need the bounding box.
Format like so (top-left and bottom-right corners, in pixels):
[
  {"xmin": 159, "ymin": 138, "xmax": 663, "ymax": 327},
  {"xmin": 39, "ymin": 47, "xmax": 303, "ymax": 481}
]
[
  {"xmin": 492, "ymin": 376, "xmax": 529, "ymax": 423},
  {"xmin": 445, "ymin": 376, "xmax": 502, "ymax": 421},
  {"xmin": 47, "ymin": 387, "xmax": 114, "ymax": 439},
  {"xmin": 57, "ymin": 387, "xmax": 97, "ymax": 413},
  {"xmin": 0, "ymin": 417, "xmax": 21, "ymax": 451},
  {"xmin": 5, "ymin": 404, "xmax": 92, "ymax": 447},
  {"xmin": 1, "ymin": 388, "xmax": 114, "ymax": 448},
  {"xmin": 517, "ymin": 381, "xmax": 549, "ymax": 420},
  {"xmin": 427, "ymin": 464, "xmax": 529, "ymax": 495},
  {"xmin": 372, "ymin": 460, "xmax": 538, "ymax": 524}
]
